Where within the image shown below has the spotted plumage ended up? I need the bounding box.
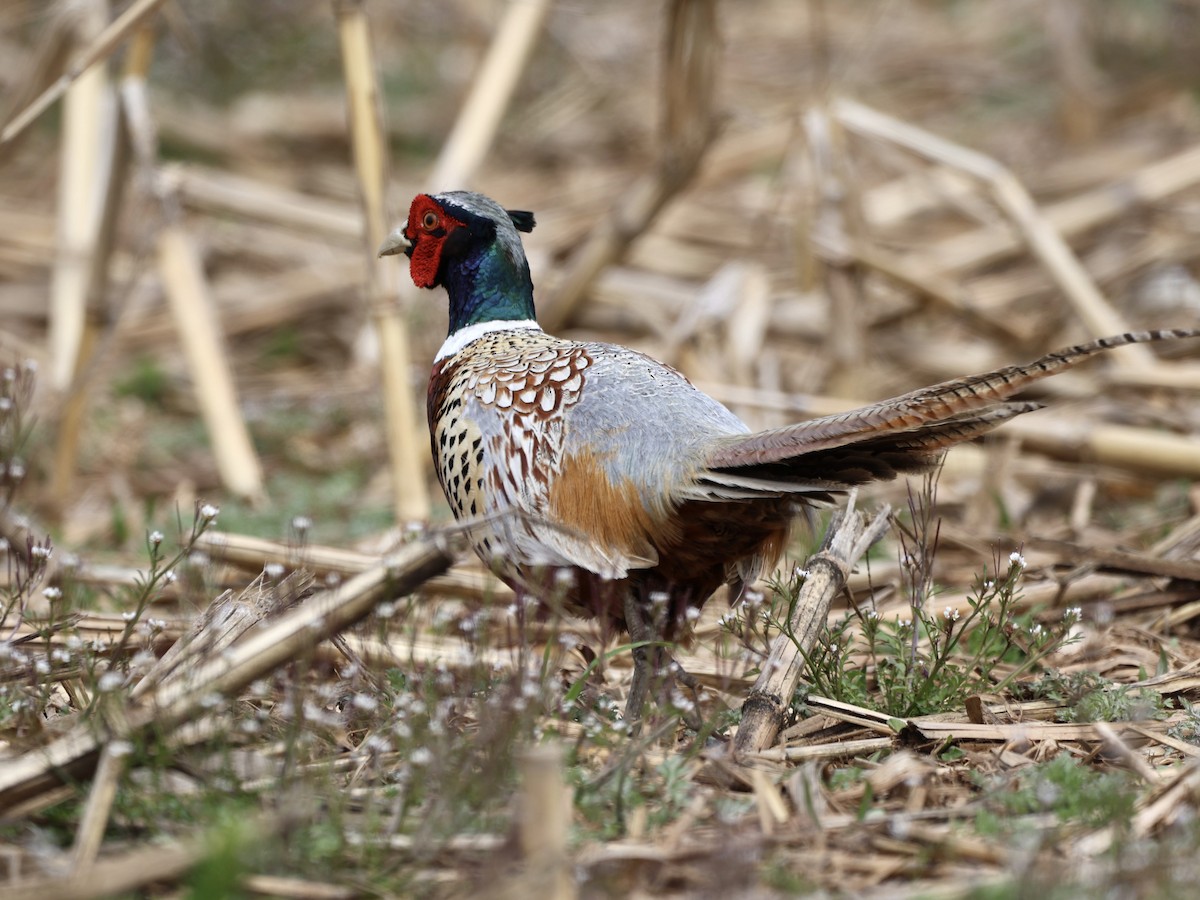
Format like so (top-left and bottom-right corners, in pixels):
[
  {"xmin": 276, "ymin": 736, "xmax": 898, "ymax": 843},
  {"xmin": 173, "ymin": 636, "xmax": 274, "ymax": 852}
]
[{"xmin": 382, "ymin": 189, "xmax": 1200, "ymax": 723}]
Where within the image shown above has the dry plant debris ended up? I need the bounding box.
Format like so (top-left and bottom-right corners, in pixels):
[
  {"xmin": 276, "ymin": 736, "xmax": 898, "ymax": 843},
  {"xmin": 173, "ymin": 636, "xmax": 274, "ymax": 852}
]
[{"xmin": 1, "ymin": 1, "xmax": 1200, "ymax": 896}]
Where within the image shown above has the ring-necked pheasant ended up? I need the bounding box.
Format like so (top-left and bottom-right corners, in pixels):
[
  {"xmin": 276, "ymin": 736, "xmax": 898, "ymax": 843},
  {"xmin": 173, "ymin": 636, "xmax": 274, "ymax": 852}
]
[{"xmin": 381, "ymin": 189, "xmax": 1199, "ymax": 724}]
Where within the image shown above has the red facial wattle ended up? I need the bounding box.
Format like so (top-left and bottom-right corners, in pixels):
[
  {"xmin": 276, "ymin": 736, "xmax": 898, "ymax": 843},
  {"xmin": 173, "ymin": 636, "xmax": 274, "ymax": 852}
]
[{"xmin": 405, "ymin": 194, "xmax": 464, "ymax": 289}]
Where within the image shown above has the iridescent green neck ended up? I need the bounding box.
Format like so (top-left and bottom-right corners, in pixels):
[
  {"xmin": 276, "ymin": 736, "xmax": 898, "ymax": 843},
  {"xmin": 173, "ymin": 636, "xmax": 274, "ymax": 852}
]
[{"xmin": 444, "ymin": 240, "xmax": 536, "ymax": 334}]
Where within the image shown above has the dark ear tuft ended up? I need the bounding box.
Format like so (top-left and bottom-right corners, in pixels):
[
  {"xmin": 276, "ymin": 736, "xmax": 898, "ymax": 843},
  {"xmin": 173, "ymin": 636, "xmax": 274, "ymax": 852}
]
[{"xmin": 507, "ymin": 209, "xmax": 536, "ymax": 233}]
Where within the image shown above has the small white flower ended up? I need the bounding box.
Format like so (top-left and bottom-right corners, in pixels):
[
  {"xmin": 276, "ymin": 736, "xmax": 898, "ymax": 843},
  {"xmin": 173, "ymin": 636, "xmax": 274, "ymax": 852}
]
[
  {"xmin": 670, "ymin": 690, "xmax": 695, "ymax": 712},
  {"xmin": 97, "ymin": 671, "xmax": 125, "ymax": 692},
  {"xmin": 42, "ymin": 587, "xmax": 62, "ymax": 601},
  {"xmin": 30, "ymin": 545, "xmax": 52, "ymax": 560},
  {"xmin": 1036, "ymin": 780, "xmax": 1059, "ymax": 806},
  {"xmin": 376, "ymin": 601, "xmax": 396, "ymax": 619},
  {"xmin": 8, "ymin": 461, "xmax": 24, "ymax": 480},
  {"xmin": 291, "ymin": 515, "xmax": 313, "ymax": 533},
  {"xmin": 110, "ymin": 739, "xmax": 136, "ymax": 763},
  {"xmin": 898, "ymin": 617, "xmax": 913, "ymax": 629},
  {"xmin": 1064, "ymin": 606, "xmax": 1083, "ymax": 622},
  {"xmin": 410, "ymin": 747, "xmax": 433, "ymax": 766},
  {"xmin": 1029, "ymin": 623, "xmax": 1044, "ymax": 637},
  {"xmin": 362, "ymin": 734, "xmax": 391, "ymax": 753},
  {"xmin": 121, "ymin": 611, "xmax": 137, "ymax": 622},
  {"xmin": 793, "ymin": 566, "xmax": 811, "ymax": 579},
  {"xmin": 149, "ymin": 530, "xmax": 163, "ymax": 546},
  {"xmin": 685, "ymin": 606, "xmax": 701, "ymax": 622},
  {"xmin": 1009, "ymin": 551, "xmax": 1027, "ymax": 569},
  {"xmin": 35, "ymin": 658, "xmax": 50, "ymax": 674},
  {"xmin": 865, "ymin": 609, "xmax": 880, "ymax": 620},
  {"xmin": 264, "ymin": 562, "xmax": 285, "ymax": 579},
  {"xmin": 199, "ymin": 503, "xmax": 219, "ymax": 521},
  {"xmin": 352, "ymin": 693, "xmax": 379, "ymax": 712},
  {"xmin": 943, "ymin": 606, "xmax": 960, "ymax": 622},
  {"xmin": 162, "ymin": 571, "xmax": 178, "ymax": 585}
]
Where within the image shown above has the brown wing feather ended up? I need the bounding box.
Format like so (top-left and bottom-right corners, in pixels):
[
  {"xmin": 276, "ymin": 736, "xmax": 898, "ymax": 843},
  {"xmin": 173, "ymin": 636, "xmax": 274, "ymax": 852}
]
[
  {"xmin": 704, "ymin": 402, "xmax": 1041, "ymax": 489},
  {"xmin": 706, "ymin": 329, "xmax": 1199, "ymax": 471}
]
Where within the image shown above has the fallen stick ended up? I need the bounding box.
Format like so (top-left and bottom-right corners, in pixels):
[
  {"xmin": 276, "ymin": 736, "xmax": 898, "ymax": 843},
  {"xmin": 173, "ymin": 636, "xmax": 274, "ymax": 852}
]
[
  {"xmin": 1, "ymin": 0, "xmax": 172, "ymax": 144},
  {"xmin": 929, "ymin": 142, "xmax": 1200, "ymax": 276},
  {"xmin": 0, "ymin": 536, "xmax": 455, "ymax": 814},
  {"xmin": 734, "ymin": 494, "xmax": 891, "ymax": 756},
  {"xmin": 195, "ymin": 530, "xmax": 514, "ymax": 601},
  {"xmin": 834, "ymin": 97, "xmax": 1156, "ymax": 371}
]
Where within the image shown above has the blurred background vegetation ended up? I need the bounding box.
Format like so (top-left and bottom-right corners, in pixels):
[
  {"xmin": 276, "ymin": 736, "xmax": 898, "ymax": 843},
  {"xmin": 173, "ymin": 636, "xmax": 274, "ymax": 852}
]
[{"xmin": 2, "ymin": 0, "xmax": 1199, "ymax": 552}]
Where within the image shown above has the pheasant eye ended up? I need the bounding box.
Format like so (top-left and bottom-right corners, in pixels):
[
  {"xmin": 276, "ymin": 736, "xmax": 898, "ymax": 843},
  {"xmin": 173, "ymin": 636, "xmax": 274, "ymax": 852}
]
[{"xmin": 422, "ymin": 211, "xmax": 439, "ymax": 230}]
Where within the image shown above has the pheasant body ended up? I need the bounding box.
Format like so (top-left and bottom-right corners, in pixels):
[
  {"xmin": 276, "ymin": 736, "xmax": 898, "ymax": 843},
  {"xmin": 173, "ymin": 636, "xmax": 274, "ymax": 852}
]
[
  {"xmin": 385, "ymin": 189, "xmax": 1199, "ymax": 717},
  {"xmin": 427, "ymin": 322, "xmax": 796, "ymax": 633}
]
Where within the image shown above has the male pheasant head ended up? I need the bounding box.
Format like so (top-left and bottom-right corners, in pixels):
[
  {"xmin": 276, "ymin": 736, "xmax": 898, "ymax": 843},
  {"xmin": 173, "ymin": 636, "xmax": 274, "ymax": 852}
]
[{"xmin": 385, "ymin": 191, "xmax": 538, "ymax": 338}]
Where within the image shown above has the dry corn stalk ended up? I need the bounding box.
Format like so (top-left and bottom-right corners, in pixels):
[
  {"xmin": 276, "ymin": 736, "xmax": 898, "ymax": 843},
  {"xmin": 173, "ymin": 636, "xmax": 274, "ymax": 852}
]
[
  {"xmin": 541, "ymin": 0, "xmax": 718, "ymax": 331},
  {"xmin": 48, "ymin": 0, "xmax": 113, "ymax": 392},
  {"xmin": 834, "ymin": 97, "xmax": 1155, "ymax": 371},
  {"xmin": 0, "ymin": 536, "xmax": 455, "ymax": 814},
  {"xmin": 337, "ymin": 0, "xmax": 430, "ymax": 521},
  {"xmin": 735, "ymin": 494, "xmax": 891, "ymax": 756},
  {"xmin": 50, "ymin": 24, "xmax": 145, "ymax": 509}
]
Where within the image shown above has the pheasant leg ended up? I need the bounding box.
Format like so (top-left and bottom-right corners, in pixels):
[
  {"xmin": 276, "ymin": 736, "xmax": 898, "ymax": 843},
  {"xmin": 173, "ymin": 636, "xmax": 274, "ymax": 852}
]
[
  {"xmin": 666, "ymin": 657, "xmax": 704, "ymax": 731},
  {"xmin": 622, "ymin": 590, "xmax": 654, "ymax": 734}
]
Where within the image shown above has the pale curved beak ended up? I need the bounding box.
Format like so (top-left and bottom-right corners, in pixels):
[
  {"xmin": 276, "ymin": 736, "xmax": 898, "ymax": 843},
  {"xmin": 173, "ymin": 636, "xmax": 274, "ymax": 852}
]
[{"xmin": 377, "ymin": 227, "xmax": 411, "ymax": 258}]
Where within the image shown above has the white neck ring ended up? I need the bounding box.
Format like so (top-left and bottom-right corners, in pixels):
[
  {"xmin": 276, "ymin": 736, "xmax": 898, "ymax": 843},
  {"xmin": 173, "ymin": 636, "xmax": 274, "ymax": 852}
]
[{"xmin": 434, "ymin": 319, "xmax": 542, "ymax": 362}]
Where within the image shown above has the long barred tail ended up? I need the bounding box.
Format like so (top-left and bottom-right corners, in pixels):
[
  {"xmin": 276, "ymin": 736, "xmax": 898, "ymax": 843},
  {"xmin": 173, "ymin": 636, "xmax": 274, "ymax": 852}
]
[{"xmin": 703, "ymin": 329, "xmax": 1200, "ymax": 483}]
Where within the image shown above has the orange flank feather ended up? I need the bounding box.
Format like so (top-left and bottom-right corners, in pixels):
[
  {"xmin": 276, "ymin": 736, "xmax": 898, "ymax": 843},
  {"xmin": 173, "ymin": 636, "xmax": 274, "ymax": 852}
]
[{"xmin": 546, "ymin": 449, "xmax": 673, "ymax": 569}]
